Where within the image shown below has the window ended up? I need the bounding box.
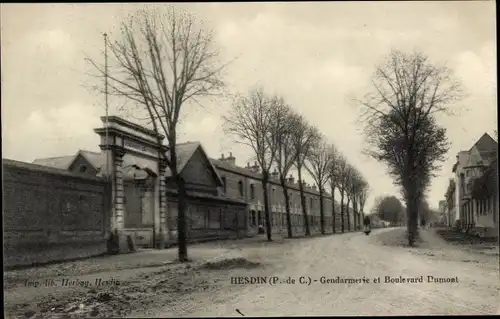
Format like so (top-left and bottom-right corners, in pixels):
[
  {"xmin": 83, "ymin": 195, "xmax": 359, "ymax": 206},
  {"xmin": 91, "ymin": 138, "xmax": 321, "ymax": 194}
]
[
  {"xmin": 250, "ymin": 184, "xmax": 255, "ymax": 200},
  {"xmin": 79, "ymin": 165, "xmax": 87, "ymax": 173},
  {"xmin": 207, "ymin": 207, "xmax": 221, "ymax": 229},
  {"xmin": 221, "ymin": 177, "xmax": 227, "ymax": 193},
  {"xmin": 238, "ymin": 181, "xmax": 244, "ymax": 197},
  {"xmin": 191, "ymin": 206, "xmax": 206, "ymax": 229}
]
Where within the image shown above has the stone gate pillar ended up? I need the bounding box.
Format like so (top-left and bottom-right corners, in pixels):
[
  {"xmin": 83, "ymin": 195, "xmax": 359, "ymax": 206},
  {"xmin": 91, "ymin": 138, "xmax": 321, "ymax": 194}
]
[{"xmin": 112, "ymin": 147, "xmax": 126, "ymax": 231}]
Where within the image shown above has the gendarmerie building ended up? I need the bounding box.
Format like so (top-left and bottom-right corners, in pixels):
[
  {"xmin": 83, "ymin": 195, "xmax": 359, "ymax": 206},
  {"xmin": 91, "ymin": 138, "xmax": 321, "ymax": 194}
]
[{"xmin": 24, "ymin": 116, "xmax": 353, "ymax": 250}]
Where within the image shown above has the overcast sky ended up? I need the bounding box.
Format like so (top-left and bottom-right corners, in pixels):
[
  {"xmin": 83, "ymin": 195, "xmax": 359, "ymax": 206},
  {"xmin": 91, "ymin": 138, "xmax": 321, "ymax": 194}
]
[{"xmin": 1, "ymin": 2, "xmax": 496, "ymax": 212}]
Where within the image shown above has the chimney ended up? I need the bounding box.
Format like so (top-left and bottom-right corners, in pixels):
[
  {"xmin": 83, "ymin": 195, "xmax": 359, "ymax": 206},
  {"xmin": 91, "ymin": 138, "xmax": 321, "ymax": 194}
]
[
  {"xmin": 287, "ymin": 174, "xmax": 295, "ymax": 184},
  {"xmin": 226, "ymin": 152, "xmax": 236, "ymax": 166},
  {"xmin": 271, "ymin": 168, "xmax": 279, "ymax": 179},
  {"xmin": 251, "ymin": 161, "xmax": 260, "ymax": 173},
  {"xmin": 312, "ymin": 185, "xmax": 317, "ymax": 191},
  {"xmin": 219, "ymin": 153, "xmax": 225, "ymax": 161},
  {"xmin": 246, "ymin": 162, "xmax": 250, "ymax": 168}
]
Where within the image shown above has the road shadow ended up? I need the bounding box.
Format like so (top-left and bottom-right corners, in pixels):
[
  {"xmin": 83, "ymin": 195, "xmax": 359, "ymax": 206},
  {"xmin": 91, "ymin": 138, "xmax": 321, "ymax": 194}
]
[
  {"xmin": 435, "ymin": 228, "xmax": 498, "ymax": 245},
  {"xmin": 372, "ymin": 227, "xmax": 430, "ymax": 248}
]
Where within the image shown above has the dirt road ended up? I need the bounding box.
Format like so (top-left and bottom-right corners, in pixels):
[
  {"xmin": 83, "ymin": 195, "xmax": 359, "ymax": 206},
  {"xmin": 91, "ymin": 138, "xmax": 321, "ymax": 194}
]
[
  {"xmin": 149, "ymin": 228, "xmax": 499, "ymax": 317},
  {"xmin": 5, "ymin": 229, "xmax": 499, "ymax": 318}
]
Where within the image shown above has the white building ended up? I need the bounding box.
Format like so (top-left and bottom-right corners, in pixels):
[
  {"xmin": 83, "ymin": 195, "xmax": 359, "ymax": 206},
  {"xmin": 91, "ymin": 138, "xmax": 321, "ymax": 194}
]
[
  {"xmin": 451, "ymin": 133, "xmax": 498, "ymax": 237},
  {"xmin": 452, "ymin": 151, "xmax": 470, "ymax": 226}
]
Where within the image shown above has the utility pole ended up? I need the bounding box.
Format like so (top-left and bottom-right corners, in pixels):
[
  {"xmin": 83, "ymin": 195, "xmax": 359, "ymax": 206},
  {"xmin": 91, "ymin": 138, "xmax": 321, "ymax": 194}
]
[{"xmin": 104, "ymin": 32, "xmax": 110, "ymax": 176}]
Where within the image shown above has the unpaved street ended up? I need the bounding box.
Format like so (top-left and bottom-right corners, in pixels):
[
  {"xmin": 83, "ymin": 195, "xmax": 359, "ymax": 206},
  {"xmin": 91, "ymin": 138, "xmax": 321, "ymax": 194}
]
[
  {"xmin": 146, "ymin": 228, "xmax": 499, "ymax": 317},
  {"xmin": 4, "ymin": 228, "xmax": 499, "ymax": 318}
]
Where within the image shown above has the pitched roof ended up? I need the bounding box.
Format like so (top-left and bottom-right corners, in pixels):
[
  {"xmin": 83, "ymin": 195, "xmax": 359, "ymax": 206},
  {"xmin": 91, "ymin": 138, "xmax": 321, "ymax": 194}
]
[
  {"xmin": 164, "ymin": 141, "xmax": 202, "ymax": 177},
  {"xmin": 32, "ymin": 155, "xmax": 77, "ymax": 170},
  {"xmin": 78, "ymin": 150, "xmax": 106, "ymax": 169},
  {"xmin": 33, "ymin": 150, "xmax": 105, "ymax": 171},
  {"xmin": 470, "ymin": 133, "xmax": 498, "ymax": 163},
  {"xmin": 5, "ymin": 158, "xmax": 105, "ymax": 182},
  {"xmin": 210, "ymin": 158, "xmax": 262, "ymax": 179},
  {"xmin": 32, "ymin": 142, "xmax": 221, "ymax": 184},
  {"xmin": 164, "ymin": 141, "xmax": 224, "ymax": 186},
  {"xmin": 210, "ymin": 158, "xmax": 328, "ymax": 197}
]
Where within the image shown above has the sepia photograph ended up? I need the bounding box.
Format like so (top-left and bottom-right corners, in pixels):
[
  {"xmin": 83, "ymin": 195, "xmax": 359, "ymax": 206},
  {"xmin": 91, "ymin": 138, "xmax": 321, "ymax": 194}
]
[{"xmin": 2, "ymin": 1, "xmax": 498, "ymax": 317}]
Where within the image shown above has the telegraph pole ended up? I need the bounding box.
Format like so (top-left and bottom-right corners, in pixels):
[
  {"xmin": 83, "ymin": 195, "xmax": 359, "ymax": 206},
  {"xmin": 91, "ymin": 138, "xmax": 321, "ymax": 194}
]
[{"xmin": 104, "ymin": 32, "xmax": 110, "ymax": 177}]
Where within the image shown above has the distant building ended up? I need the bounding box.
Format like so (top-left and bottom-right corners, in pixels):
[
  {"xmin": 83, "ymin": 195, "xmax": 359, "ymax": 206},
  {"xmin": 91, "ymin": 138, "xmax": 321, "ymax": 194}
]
[{"xmin": 438, "ymin": 200, "xmax": 448, "ymax": 226}]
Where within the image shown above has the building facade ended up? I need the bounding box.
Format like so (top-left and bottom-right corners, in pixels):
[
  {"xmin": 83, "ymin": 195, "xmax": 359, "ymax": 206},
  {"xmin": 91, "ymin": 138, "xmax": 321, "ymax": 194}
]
[
  {"xmin": 452, "ymin": 150, "xmax": 470, "ymax": 227},
  {"xmin": 438, "ymin": 200, "xmax": 447, "ymax": 226},
  {"xmin": 31, "ymin": 116, "xmax": 359, "ymax": 249},
  {"xmin": 444, "ymin": 179, "xmax": 456, "ymax": 227},
  {"xmin": 211, "ymin": 155, "xmax": 352, "ymax": 236},
  {"xmin": 449, "ymin": 133, "xmax": 498, "ymax": 238}
]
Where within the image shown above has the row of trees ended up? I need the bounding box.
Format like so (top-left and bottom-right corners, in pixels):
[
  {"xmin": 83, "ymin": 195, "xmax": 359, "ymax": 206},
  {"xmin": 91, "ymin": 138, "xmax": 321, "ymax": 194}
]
[
  {"xmin": 358, "ymin": 49, "xmax": 463, "ymax": 246},
  {"xmin": 224, "ymin": 88, "xmax": 370, "ymax": 241},
  {"xmin": 88, "ymin": 7, "xmax": 371, "ymax": 259}
]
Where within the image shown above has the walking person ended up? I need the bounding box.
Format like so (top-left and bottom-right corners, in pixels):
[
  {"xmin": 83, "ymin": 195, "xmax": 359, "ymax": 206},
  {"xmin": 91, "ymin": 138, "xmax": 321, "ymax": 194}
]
[{"xmin": 363, "ymin": 215, "xmax": 371, "ymax": 235}]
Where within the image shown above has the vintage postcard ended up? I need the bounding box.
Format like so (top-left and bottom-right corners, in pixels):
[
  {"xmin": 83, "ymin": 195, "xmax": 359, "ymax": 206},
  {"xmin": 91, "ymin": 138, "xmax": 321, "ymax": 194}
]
[{"xmin": 2, "ymin": 1, "xmax": 498, "ymax": 318}]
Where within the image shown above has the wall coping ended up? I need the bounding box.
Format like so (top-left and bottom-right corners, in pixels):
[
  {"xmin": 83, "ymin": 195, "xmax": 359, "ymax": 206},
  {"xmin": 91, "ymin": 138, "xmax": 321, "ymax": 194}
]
[{"xmin": 3, "ymin": 158, "xmax": 110, "ymax": 183}]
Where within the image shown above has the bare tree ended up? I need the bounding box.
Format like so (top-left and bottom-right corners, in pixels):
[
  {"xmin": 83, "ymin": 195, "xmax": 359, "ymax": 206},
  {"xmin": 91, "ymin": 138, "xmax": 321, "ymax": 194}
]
[
  {"xmin": 344, "ymin": 164, "xmax": 356, "ymax": 232},
  {"xmin": 86, "ymin": 7, "xmax": 226, "ymax": 261},
  {"xmin": 305, "ymin": 137, "xmax": 333, "ymax": 235},
  {"xmin": 273, "ymin": 105, "xmax": 298, "ymax": 238},
  {"xmin": 358, "ymin": 182, "xmax": 369, "ymax": 226},
  {"xmin": 336, "ymin": 155, "xmax": 349, "ymax": 233},
  {"xmin": 358, "ymin": 50, "xmax": 462, "ymax": 246},
  {"xmin": 327, "ymin": 144, "xmax": 340, "ymax": 233},
  {"xmin": 224, "ymin": 88, "xmax": 283, "ymax": 241},
  {"xmin": 347, "ymin": 167, "xmax": 367, "ymax": 231},
  {"xmin": 290, "ymin": 116, "xmax": 321, "ymax": 237}
]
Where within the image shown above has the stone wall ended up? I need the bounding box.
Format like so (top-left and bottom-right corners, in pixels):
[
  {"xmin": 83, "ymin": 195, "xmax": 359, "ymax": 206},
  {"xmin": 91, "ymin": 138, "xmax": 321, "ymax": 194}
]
[{"xmin": 3, "ymin": 159, "xmax": 111, "ymax": 268}]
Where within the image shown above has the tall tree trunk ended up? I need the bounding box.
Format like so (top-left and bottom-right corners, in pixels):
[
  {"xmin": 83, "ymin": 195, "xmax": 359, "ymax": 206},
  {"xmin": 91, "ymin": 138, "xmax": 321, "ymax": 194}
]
[
  {"xmin": 405, "ymin": 182, "xmax": 419, "ymax": 246},
  {"xmin": 340, "ymin": 191, "xmax": 345, "ymax": 233},
  {"xmin": 171, "ymin": 146, "xmax": 188, "ymax": 262},
  {"xmin": 353, "ymin": 197, "xmax": 358, "ymax": 231},
  {"xmin": 176, "ymin": 175, "xmax": 188, "ymax": 261},
  {"xmin": 359, "ymin": 206, "xmax": 365, "ymax": 228},
  {"xmin": 331, "ymin": 186, "xmax": 336, "ymax": 233},
  {"xmin": 262, "ymin": 173, "xmax": 272, "ymax": 241},
  {"xmin": 298, "ymin": 167, "xmax": 310, "ymax": 236},
  {"xmin": 319, "ymin": 188, "xmax": 325, "ymax": 235},
  {"xmin": 280, "ymin": 176, "xmax": 293, "ymax": 238},
  {"xmin": 346, "ymin": 196, "xmax": 351, "ymax": 232}
]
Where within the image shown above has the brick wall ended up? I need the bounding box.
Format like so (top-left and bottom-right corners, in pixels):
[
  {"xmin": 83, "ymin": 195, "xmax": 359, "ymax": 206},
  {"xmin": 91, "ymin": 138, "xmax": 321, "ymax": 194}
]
[{"xmin": 3, "ymin": 159, "xmax": 111, "ymax": 268}]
